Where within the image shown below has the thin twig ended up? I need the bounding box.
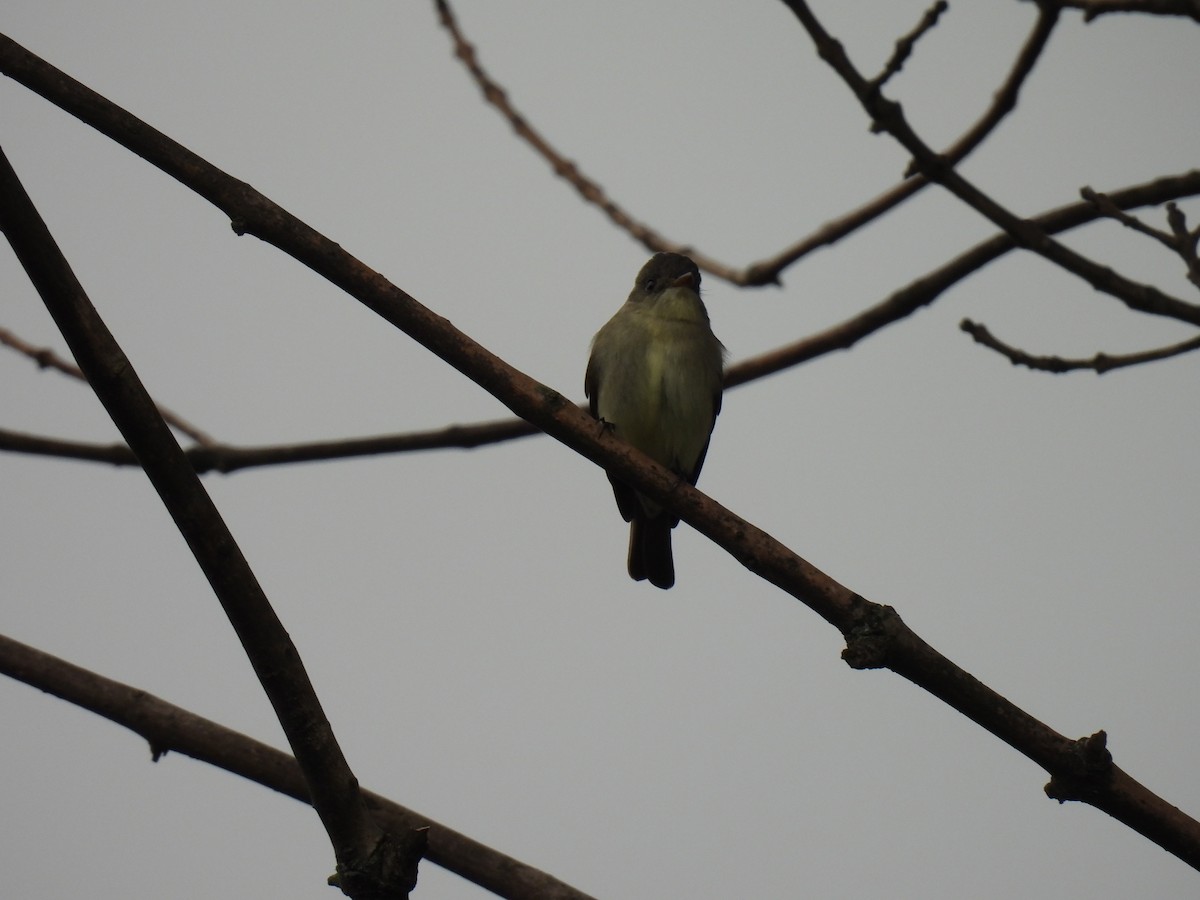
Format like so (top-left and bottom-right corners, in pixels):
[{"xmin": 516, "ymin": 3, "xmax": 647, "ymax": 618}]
[
  {"xmin": 749, "ymin": 3, "xmax": 1060, "ymax": 282},
  {"xmin": 0, "ymin": 325, "xmax": 217, "ymax": 446},
  {"xmin": 431, "ymin": 0, "xmax": 725, "ymax": 277},
  {"xmin": 0, "ymin": 417, "xmax": 541, "ymax": 471},
  {"xmin": 960, "ymin": 318, "xmax": 1200, "ymax": 373},
  {"xmin": 1083, "ymin": 190, "xmax": 1200, "ymax": 290},
  {"xmin": 435, "ymin": 1, "xmax": 1058, "ymax": 287},
  {"xmin": 1166, "ymin": 202, "xmax": 1200, "ymax": 289},
  {"xmin": 1080, "ymin": 187, "xmax": 1178, "ymax": 249},
  {"xmin": 869, "ymin": 1, "xmax": 950, "ymax": 93},
  {"xmin": 728, "ymin": 170, "xmax": 1200, "ymax": 385}
]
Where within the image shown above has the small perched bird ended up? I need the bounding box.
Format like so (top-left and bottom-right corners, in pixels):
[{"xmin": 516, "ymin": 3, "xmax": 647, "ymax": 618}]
[{"xmin": 585, "ymin": 253, "xmax": 725, "ymax": 589}]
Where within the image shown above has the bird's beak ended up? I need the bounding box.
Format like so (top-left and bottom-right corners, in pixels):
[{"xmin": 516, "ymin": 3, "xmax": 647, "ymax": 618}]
[{"xmin": 671, "ymin": 272, "xmax": 695, "ymax": 290}]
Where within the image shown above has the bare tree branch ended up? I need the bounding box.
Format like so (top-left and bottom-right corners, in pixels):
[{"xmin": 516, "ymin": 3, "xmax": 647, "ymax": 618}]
[
  {"xmin": 430, "ymin": 0, "xmax": 724, "ymax": 278},
  {"xmin": 0, "ymin": 325, "xmax": 217, "ymax": 445},
  {"xmin": 1082, "ymin": 189, "xmax": 1200, "ymax": 290},
  {"xmin": 0, "ymin": 147, "xmax": 424, "ymax": 899},
  {"xmin": 960, "ymin": 318, "xmax": 1200, "ymax": 372},
  {"xmin": 435, "ymin": 1, "xmax": 1060, "ymax": 287},
  {"xmin": 751, "ymin": 2, "xmax": 1061, "ymax": 282},
  {"xmin": 1081, "ymin": 188, "xmax": 1181, "ymax": 248},
  {"xmin": 1167, "ymin": 203, "xmax": 1200, "ymax": 289},
  {"xmin": 778, "ymin": 0, "xmax": 1200, "ymax": 329},
  {"xmin": 4, "ymin": 170, "xmax": 1198, "ymax": 472},
  {"xmin": 728, "ymin": 170, "xmax": 1200, "ymax": 383},
  {"xmin": 2, "ymin": 30, "xmax": 1200, "ymax": 870},
  {"xmin": 0, "ymin": 418, "xmax": 541, "ymax": 471},
  {"xmin": 869, "ymin": 0, "xmax": 949, "ymax": 93},
  {"xmin": 0, "ymin": 428, "xmax": 133, "ymax": 463},
  {"xmin": 0, "ymin": 632, "xmax": 596, "ymax": 900},
  {"xmin": 1026, "ymin": 0, "xmax": 1200, "ymax": 23}
]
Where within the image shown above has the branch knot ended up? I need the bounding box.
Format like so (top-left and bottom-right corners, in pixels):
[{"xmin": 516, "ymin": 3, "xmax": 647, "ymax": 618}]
[
  {"xmin": 841, "ymin": 600, "xmax": 902, "ymax": 670},
  {"xmin": 1044, "ymin": 730, "xmax": 1114, "ymax": 803}
]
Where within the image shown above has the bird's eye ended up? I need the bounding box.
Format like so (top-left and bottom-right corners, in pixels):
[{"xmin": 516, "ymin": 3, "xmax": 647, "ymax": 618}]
[{"xmin": 644, "ymin": 278, "xmax": 657, "ymax": 291}]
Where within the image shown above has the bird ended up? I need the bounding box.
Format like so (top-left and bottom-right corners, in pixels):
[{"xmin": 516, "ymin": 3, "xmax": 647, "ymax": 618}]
[{"xmin": 585, "ymin": 252, "xmax": 725, "ymax": 589}]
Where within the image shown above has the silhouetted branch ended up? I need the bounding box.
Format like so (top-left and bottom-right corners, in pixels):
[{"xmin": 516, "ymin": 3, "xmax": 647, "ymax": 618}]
[
  {"xmin": 869, "ymin": 1, "xmax": 949, "ymax": 93},
  {"xmin": 436, "ymin": 1, "xmax": 1059, "ymax": 288},
  {"xmin": 0, "ymin": 632, "xmax": 596, "ymax": 900},
  {"xmin": 1081, "ymin": 188, "xmax": 1179, "ymax": 247},
  {"xmin": 729, "ymin": 170, "xmax": 1200, "ymax": 384},
  {"xmin": 430, "ymin": 0, "xmax": 727, "ymax": 278},
  {"xmin": 0, "ymin": 325, "xmax": 217, "ymax": 445},
  {"xmin": 1168, "ymin": 204, "xmax": 1200, "ymax": 289},
  {"xmin": 1082, "ymin": 189, "xmax": 1200, "ymax": 290},
  {"xmin": 0, "ymin": 418, "xmax": 541, "ymax": 471},
  {"xmin": 5, "ymin": 170, "xmax": 1198, "ymax": 471},
  {"xmin": 0, "ymin": 147, "xmax": 424, "ymax": 899},
  {"xmin": 183, "ymin": 417, "xmax": 539, "ymax": 472},
  {"xmin": 960, "ymin": 318, "xmax": 1200, "ymax": 372},
  {"xmin": 0, "ymin": 428, "xmax": 131, "ymax": 464},
  {"xmin": 1027, "ymin": 0, "xmax": 1200, "ymax": 23},
  {"xmin": 779, "ymin": 0, "xmax": 1200, "ymax": 329},
  {"xmin": 751, "ymin": 3, "xmax": 1061, "ymax": 282}
]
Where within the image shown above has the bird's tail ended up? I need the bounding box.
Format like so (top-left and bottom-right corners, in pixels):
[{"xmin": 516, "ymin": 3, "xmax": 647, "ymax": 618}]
[{"xmin": 628, "ymin": 516, "xmax": 674, "ymax": 590}]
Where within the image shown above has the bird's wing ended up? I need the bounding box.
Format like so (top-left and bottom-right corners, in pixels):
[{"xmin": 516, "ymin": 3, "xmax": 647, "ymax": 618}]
[{"xmin": 584, "ymin": 355, "xmax": 601, "ymax": 419}]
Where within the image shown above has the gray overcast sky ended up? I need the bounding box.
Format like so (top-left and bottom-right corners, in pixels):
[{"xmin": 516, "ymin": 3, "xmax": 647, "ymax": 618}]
[{"xmin": 3, "ymin": 3, "xmax": 1199, "ymax": 898}]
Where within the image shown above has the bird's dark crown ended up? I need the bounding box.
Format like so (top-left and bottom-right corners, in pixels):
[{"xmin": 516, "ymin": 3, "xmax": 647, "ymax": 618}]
[{"xmin": 634, "ymin": 252, "xmax": 701, "ymax": 295}]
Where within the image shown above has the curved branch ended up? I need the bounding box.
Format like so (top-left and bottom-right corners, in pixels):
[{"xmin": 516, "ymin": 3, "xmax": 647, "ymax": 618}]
[
  {"xmin": 431, "ymin": 0, "xmax": 727, "ymax": 278},
  {"xmin": 869, "ymin": 1, "xmax": 949, "ymax": 92},
  {"xmin": 436, "ymin": 0, "xmax": 1060, "ymax": 287},
  {"xmin": 959, "ymin": 318, "xmax": 1200, "ymax": 372},
  {"xmin": 728, "ymin": 169, "xmax": 1200, "ymax": 384},
  {"xmin": 0, "ymin": 632, "xmax": 595, "ymax": 900}
]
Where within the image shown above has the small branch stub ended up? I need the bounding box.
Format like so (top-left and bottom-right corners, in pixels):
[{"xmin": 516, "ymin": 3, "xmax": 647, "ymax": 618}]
[
  {"xmin": 328, "ymin": 828, "xmax": 428, "ymax": 900},
  {"xmin": 841, "ymin": 600, "xmax": 903, "ymax": 670},
  {"xmin": 1044, "ymin": 730, "xmax": 1114, "ymax": 803}
]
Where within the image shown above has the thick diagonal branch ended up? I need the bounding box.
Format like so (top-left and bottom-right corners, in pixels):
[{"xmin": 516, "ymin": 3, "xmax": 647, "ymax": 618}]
[{"xmin": 0, "ymin": 147, "xmax": 423, "ymax": 899}]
